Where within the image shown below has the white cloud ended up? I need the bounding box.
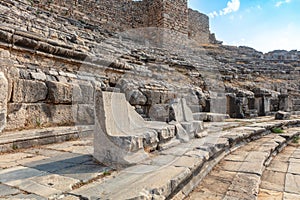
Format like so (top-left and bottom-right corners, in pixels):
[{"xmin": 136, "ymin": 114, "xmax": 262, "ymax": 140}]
[
  {"xmin": 275, "ymin": 0, "xmax": 291, "ymax": 7},
  {"xmin": 209, "ymin": 0, "xmax": 240, "ymax": 18},
  {"xmin": 220, "ymin": 0, "xmax": 240, "ymax": 15},
  {"xmin": 208, "ymin": 11, "xmax": 219, "ymax": 18}
]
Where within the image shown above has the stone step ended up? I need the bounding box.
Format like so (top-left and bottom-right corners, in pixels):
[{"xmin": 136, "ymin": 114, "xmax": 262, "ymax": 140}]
[
  {"xmin": 193, "ymin": 112, "xmax": 229, "ymax": 122},
  {"xmin": 66, "ymin": 118, "xmax": 300, "ymax": 199},
  {"xmin": 0, "ymin": 126, "xmax": 93, "ymax": 153},
  {"xmin": 186, "ymin": 127, "xmax": 300, "ymax": 200},
  {"xmin": 188, "ymin": 105, "xmax": 203, "ymax": 113}
]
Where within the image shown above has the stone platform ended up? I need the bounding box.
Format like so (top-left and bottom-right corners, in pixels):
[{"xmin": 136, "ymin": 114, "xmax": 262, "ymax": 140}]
[{"xmin": 0, "ymin": 116, "xmax": 299, "ymax": 199}]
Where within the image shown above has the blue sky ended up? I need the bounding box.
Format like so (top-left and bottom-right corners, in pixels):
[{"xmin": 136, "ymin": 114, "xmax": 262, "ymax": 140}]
[{"xmin": 188, "ymin": 0, "xmax": 300, "ymax": 52}]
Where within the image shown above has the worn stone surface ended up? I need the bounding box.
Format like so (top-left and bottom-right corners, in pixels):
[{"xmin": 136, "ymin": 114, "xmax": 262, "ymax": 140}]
[
  {"xmin": 30, "ymin": 174, "xmax": 79, "ymax": 192},
  {"xmin": 188, "ymin": 131, "xmax": 299, "ymax": 200},
  {"xmin": 0, "ymin": 0, "xmax": 300, "ymax": 199},
  {"xmin": 0, "ymin": 118, "xmax": 299, "ymax": 199},
  {"xmin": 258, "ymin": 145, "xmax": 300, "ymax": 199},
  {"xmin": 46, "ymin": 81, "xmax": 73, "ymax": 104},
  {"xmin": 0, "ymin": 72, "xmax": 8, "ymax": 132},
  {"xmin": 0, "ymin": 184, "xmax": 20, "ymax": 197},
  {"xmin": 288, "ymin": 162, "xmax": 300, "ymax": 175},
  {"xmin": 260, "ymin": 170, "xmax": 286, "ymax": 191},
  {"xmin": 6, "ymin": 103, "xmax": 75, "ymax": 131},
  {"xmin": 285, "ymin": 173, "xmax": 300, "ymax": 194},
  {"xmin": 258, "ymin": 189, "xmax": 283, "ymax": 200},
  {"xmin": 283, "ymin": 192, "xmax": 300, "ymax": 200},
  {"xmin": 12, "ymin": 79, "xmax": 47, "ymax": 103},
  {"xmin": 72, "ymin": 164, "xmax": 190, "ymax": 199},
  {"xmin": 275, "ymin": 111, "xmax": 291, "ymax": 120}
]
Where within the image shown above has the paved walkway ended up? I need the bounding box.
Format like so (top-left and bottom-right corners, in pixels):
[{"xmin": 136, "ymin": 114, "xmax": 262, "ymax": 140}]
[
  {"xmin": 187, "ymin": 128, "xmax": 300, "ymax": 200},
  {"xmin": 258, "ymin": 143, "xmax": 300, "ymax": 200},
  {"xmin": 0, "ymin": 136, "xmax": 111, "ymax": 200}
]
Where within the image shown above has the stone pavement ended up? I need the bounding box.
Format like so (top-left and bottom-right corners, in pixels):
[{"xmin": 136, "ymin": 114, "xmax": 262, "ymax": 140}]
[
  {"xmin": 0, "ymin": 136, "xmax": 112, "ymax": 200},
  {"xmin": 0, "ymin": 117, "xmax": 299, "ymax": 199},
  {"xmin": 258, "ymin": 143, "xmax": 300, "ymax": 200},
  {"xmin": 186, "ymin": 127, "xmax": 300, "ymax": 200}
]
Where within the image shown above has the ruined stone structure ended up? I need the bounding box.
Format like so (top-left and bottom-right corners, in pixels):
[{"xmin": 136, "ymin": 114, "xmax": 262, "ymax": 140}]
[
  {"xmin": 0, "ymin": 0, "xmax": 300, "ymax": 160},
  {"xmin": 27, "ymin": 0, "xmax": 213, "ymax": 44},
  {"xmin": 1, "ymin": 1, "xmax": 300, "ymax": 199}
]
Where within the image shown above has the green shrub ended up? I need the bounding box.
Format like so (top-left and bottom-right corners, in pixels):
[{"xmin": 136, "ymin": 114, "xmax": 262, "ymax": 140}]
[
  {"xmin": 103, "ymin": 170, "xmax": 111, "ymax": 176},
  {"xmin": 292, "ymin": 136, "xmax": 299, "ymax": 144},
  {"xmin": 271, "ymin": 127, "xmax": 284, "ymax": 134}
]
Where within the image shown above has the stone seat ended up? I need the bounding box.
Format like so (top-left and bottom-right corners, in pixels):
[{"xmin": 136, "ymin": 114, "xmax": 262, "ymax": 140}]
[
  {"xmin": 170, "ymin": 98, "xmax": 205, "ymax": 140},
  {"xmin": 94, "ymin": 91, "xmax": 176, "ymax": 168}
]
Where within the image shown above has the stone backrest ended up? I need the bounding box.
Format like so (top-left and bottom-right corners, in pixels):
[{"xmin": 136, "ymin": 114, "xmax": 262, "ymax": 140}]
[
  {"xmin": 104, "ymin": 91, "xmax": 131, "ymax": 136},
  {"xmin": 170, "ymin": 98, "xmax": 194, "ymax": 122},
  {"xmin": 170, "ymin": 98, "xmax": 205, "ymax": 139},
  {"xmin": 94, "ymin": 90, "xmax": 177, "ymax": 167},
  {"xmin": 102, "ymin": 91, "xmax": 150, "ymax": 135}
]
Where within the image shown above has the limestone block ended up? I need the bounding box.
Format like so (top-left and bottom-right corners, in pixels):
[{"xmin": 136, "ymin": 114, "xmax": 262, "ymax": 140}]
[
  {"xmin": 141, "ymin": 89, "xmax": 162, "ymax": 105},
  {"xmin": 46, "ymin": 81, "xmax": 73, "ymax": 104},
  {"xmin": 148, "ymin": 104, "xmax": 169, "ymax": 122},
  {"xmin": 210, "ymin": 96, "xmax": 227, "ymax": 114},
  {"xmin": 207, "ymin": 113, "xmax": 228, "ymax": 122},
  {"xmin": 180, "ymin": 122, "xmax": 193, "ymax": 134},
  {"xmin": 170, "ymin": 98, "xmax": 194, "ymax": 122},
  {"xmin": 72, "ymin": 82, "xmax": 94, "ymax": 104},
  {"xmin": 6, "ymin": 103, "xmax": 27, "ymax": 131},
  {"xmin": 78, "ymin": 82, "xmax": 94, "ymax": 104},
  {"xmin": 275, "ymin": 111, "xmax": 291, "ymax": 120},
  {"xmin": 170, "ymin": 122, "xmax": 189, "ymax": 142},
  {"xmin": 0, "ymin": 49, "xmax": 10, "ymax": 58},
  {"xmin": 169, "ymin": 98, "xmax": 204, "ymax": 138},
  {"xmin": 49, "ymin": 104, "xmax": 74, "ymax": 126},
  {"xmin": 73, "ymin": 104, "xmax": 95, "ymax": 125},
  {"xmin": 126, "ymin": 89, "xmax": 147, "ymax": 105},
  {"xmin": 193, "ymin": 112, "xmax": 208, "ymax": 121},
  {"xmin": 30, "ymin": 72, "xmax": 47, "ymax": 81},
  {"xmin": 0, "ymin": 72, "xmax": 8, "ymax": 132},
  {"xmin": 12, "ymin": 79, "xmax": 47, "ymax": 103},
  {"xmin": 6, "ymin": 103, "xmax": 74, "ymax": 131},
  {"xmin": 188, "ymin": 105, "xmax": 203, "ymax": 113}
]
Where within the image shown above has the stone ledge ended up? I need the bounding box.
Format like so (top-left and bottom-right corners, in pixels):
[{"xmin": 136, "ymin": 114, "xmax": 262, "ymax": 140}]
[{"xmin": 0, "ymin": 126, "xmax": 93, "ymax": 153}]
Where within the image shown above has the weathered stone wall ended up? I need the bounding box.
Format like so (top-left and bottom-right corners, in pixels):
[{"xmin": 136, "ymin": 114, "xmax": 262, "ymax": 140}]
[
  {"xmin": 30, "ymin": 0, "xmax": 209, "ymax": 43},
  {"xmin": 160, "ymin": 0, "xmax": 188, "ymax": 34},
  {"xmin": 188, "ymin": 9, "xmax": 210, "ymax": 44},
  {"xmin": 33, "ymin": 0, "xmax": 146, "ymax": 31},
  {"xmin": 0, "ymin": 47, "xmax": 97, "ymax": 133}
]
